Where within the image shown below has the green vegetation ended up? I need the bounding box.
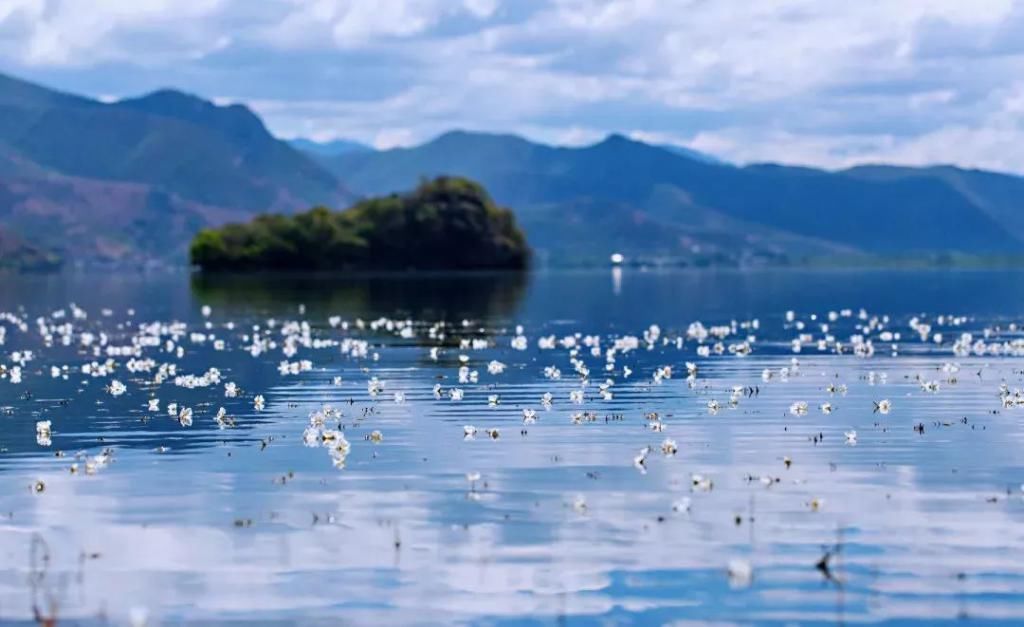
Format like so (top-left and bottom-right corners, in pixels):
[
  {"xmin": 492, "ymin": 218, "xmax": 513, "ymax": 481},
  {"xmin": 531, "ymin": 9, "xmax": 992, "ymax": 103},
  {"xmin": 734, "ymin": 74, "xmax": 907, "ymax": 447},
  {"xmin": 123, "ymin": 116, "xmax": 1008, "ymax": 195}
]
[
  {"xmin": 190, "ymin": 177, "xmax": 531, "ymax": 272},
  {"xmin": 0, "ymin": 228, "xmax": 63, "ymax": 272}
]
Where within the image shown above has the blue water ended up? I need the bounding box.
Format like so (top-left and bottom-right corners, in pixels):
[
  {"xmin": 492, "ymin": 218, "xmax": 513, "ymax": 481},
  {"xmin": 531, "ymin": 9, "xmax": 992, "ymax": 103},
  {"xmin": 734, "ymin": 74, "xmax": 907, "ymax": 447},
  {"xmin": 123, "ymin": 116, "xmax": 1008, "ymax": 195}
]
[{"xmin": 1, "ymin": 269, "xmax": 1023, "ymax": 625}]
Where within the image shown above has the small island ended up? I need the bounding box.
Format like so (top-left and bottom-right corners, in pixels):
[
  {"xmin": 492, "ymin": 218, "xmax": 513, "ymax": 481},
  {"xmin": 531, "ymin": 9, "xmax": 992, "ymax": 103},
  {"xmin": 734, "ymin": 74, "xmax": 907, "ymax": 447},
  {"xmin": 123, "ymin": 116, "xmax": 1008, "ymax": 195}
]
[
  {"xmin": 0, "ymin": 227, "xmax": 63, "ymax": 273},
  {"xmin": 190, "ymin": 176, "xmax": 531, "ymax": 272}
]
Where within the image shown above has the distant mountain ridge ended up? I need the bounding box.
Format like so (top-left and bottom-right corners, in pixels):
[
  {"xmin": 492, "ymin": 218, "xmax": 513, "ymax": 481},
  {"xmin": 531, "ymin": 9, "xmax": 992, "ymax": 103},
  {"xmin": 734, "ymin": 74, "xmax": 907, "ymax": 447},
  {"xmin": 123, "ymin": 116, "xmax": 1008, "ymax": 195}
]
[
  {"xmin": 322, "ymin": 130, "xmax": 1024, "ymax": 265},
  {"xmin": 0, "ymin": 72, "xmax": 352, "ymax": 266},
  {"xmin": 288, "ymin": 138, "xmax": 374, "ymax": 157},
  {"xmin": 2, "ymin": 71, "xmax": 1023, "ymax": 268}
]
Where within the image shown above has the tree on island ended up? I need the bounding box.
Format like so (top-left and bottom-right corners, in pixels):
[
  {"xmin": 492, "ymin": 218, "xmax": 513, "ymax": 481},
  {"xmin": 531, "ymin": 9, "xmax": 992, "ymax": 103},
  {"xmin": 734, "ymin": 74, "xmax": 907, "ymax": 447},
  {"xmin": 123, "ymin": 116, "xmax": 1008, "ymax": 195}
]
[{"xmin": 190, "ymin": 176, "xmax": 531, "ymax": 272}]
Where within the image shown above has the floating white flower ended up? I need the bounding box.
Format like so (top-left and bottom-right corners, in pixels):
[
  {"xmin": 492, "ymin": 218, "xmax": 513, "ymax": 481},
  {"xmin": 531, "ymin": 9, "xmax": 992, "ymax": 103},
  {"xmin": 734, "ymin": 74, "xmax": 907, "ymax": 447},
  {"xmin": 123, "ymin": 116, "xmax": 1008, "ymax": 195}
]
[
  {"xmin": 35, "ymin": 420, "xmax": 52, "ymax": 447},
  {"xmin": 661, "ymin": 438, "xmax": 678, "ymax": 455},
  {"xmin": 178, "ymin": 406, "xmax": 193, "ymax": 427},
  {"xmin": 254, "ymin": 394, "xmax": 266, "ymax": 411},
  {"xmin": 874, "ymin": 399, "xmax": 891, "ymax": 414},
  {"xmin": 147, "ymin": 398, "xmax": 160, "ymax": 412},
  {"xmin": 692, "ymin": 473, "xmax": 714, "ymax": 491},
  {"xmin": 215, "ymin": 407, "xmax": 235, "ymax": 429},
  {"xmin": 303, "ymin": 426, "xmax": 320, "ymax": 446},
  {"xmin": 672, "ymin": 497, "xmax": 691, "ymax": 513},
  {"xmin": 789, "ymin": 401, "xmax": 808, "ymax": 416},
  {"xmin": 844, "ymin": 430, "xmax": 857, "ymax": 444},
  {"xmin": 820, "ymin": 402, "xmax": 833, "ymax": 415},
  {"xmin": 633, "ymin": 446, "xmax": 651, "ymax": 470},
  {"xmin": 463, "ymin": 425, "xmax": 478, "ymax": 438},
  {"xmin": 727, "ymin": 559, "xmax": 753, "ymax": 588},
  {"xmin": 109, "ymin": 380, "xmax": 127, "ymax": 397},
  {"xmin": 367, "ymin": 377, "xmax": 384, "ymax": 396}
]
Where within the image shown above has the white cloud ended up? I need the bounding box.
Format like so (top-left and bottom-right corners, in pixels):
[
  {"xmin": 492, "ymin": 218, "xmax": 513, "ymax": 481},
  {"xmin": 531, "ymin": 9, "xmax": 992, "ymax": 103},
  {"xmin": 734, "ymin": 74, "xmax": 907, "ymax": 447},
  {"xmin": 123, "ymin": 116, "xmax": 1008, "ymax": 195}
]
[
  {"xmin": 4, "ymin": 0, "xmax": 1024, "ymax": 171},
  {"xmin": 0, "ymin": 0, "xmax": 226, "ymax": 65}
]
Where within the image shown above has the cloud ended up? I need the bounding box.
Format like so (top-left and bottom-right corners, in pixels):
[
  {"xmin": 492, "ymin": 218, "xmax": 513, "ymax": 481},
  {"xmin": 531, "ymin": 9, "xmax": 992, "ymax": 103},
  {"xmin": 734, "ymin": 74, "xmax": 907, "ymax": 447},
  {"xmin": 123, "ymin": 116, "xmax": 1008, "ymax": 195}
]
[{"xmin": 3, "ymin": 0, "xmax": 1024, "ymax": 171}]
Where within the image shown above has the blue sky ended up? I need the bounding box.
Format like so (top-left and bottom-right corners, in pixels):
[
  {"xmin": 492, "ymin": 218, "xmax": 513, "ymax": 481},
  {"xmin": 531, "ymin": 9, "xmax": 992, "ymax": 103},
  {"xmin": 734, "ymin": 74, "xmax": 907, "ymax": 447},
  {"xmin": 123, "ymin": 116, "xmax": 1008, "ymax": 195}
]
[{"xmin": 2, "ymin": 0, "xmax": 1024, "ymax": 172}]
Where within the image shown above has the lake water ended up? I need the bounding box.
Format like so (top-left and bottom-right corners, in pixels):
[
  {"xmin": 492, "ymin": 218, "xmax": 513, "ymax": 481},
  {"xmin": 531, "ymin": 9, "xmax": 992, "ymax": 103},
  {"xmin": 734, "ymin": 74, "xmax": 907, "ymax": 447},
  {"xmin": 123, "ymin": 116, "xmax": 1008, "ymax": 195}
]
[{"xmin": 1, "ymin": 269, "xmax": 1023, "ymax": 625}]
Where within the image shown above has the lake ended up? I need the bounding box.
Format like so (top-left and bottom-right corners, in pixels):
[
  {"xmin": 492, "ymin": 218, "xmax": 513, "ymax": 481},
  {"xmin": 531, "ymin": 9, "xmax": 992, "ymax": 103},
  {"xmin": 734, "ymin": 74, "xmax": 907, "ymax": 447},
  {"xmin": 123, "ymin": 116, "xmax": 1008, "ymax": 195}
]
[{"xmin": 1, "ymin": 268, "xmax": 1023, "ymax": 625}]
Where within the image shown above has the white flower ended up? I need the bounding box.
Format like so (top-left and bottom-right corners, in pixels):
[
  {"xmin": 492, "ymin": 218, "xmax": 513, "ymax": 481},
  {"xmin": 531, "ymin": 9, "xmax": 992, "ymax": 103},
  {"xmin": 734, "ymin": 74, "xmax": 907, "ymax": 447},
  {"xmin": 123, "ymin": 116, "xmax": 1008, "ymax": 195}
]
[
  {"xmin": 487, "ymin": 394, "xmax": 500, "ymax": 406},
  {"xmin": 727, "ymin": 559, "xmax": 753, "ymax": 588},
  {"xmin": 109, "ymin": 380, "xmax": 127, "ymax": 397},
  {"xmin": 147, "ymin": 398, "xmax": 160, "ymax": 412},
  {"xmin": 661, "ymin": 438, "xmax": 678, "ymax": 455},
  {"xmin": 672, "ymin": 497, "xmax": 691, "ymax": 513},
  {"xmin": 224, "ymin": 382, "xmax": 238, "ymax": 397},
  {"xmin": 820, "ymin": 402, "xmax": 833, "ymax": 415},
  {"xmin": 303, "ymin": 426, "xmax": 320, "ymax": 446},
  {"xmin": 789, "ymin": 401, "xmax": 808, "ymax": 416},
  {"xmin": 522, "ymin": 408, "xmax": 537, "ymax": 424},
  {"xmin": 633, "ymin": 446, "xmax": 651, "ymax": 470},
  {"xmin": 178, "ymin": 406, "xmax": 193, "ymax": 427},
  {"xmin": 449, "ymin": 388, "xmax": 464, "ymax": 401},
  {"xmin": 369, "ymin": 430, "xmax": 383, "ymax": 443},
  {"xmin": 487, "ymin": 360, "xmax": 506, "ymax": 375},
  {"xmin": 844, "ymin": 430, "xmax": 857, "ymax": 444},
  {"xmin": 463, "ymin": 425, "xmax": 478, "ymax": 438},
  {"xmin": 35, "ymin": 420, "xmax": 52, "ymax": 447},
  {"xmin": 215, "ymin": 407, "xmax": 235, "ymax": 429},
  {"xmin": 569, "ymin": 389, "xmax": 584, "ymax": 404},
  {"xmin": 254, "ymin": 395, "xmax": 266, "ymax": 411},
  {"xmin": 393, "ymin": 391, "xmax": 406, "ymax": 404},
  {"xmin": 874, "ymin": 399, "xmax": 891, "ymax": 414},
  {"xmin": 707, "ymin": 399, "xmax": 720, "ymax": 414}
]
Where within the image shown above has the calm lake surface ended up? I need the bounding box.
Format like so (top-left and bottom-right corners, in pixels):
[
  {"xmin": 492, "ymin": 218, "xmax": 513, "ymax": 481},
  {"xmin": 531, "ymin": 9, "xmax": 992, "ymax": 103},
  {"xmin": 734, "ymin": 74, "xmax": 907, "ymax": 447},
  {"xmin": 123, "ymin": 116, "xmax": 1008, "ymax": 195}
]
[{"xmin": 1, "ymin": 269, "xmax": 1023, "ymax": 625}]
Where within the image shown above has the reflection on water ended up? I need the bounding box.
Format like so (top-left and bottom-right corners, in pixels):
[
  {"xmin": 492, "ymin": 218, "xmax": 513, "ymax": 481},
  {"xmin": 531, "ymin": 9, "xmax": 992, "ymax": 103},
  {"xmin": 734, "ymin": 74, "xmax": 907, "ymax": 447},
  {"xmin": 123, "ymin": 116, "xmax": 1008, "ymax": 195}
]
[
  {"xmin": 190, "ymin": 271, "xmax": 530, "ymax": 322},
  {"xmin": 0, "ymin": 269, "xmax": 1023, "ymax": 625}
]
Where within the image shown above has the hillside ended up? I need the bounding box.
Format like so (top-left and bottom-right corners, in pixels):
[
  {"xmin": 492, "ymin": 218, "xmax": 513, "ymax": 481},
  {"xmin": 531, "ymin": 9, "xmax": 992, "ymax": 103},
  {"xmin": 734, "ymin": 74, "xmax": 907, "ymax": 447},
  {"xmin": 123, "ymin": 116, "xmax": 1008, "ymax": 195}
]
[
  {"xmin": 3, "ymin": 70, "xmax": 1024, "ymax": 269},
  {"xmin": 323, "ymin": 131, "xmax": 1024, "ymax": 265},
  {"xmin": 0, "ymin": 72, "xmax": 352, "ymax": 266}
]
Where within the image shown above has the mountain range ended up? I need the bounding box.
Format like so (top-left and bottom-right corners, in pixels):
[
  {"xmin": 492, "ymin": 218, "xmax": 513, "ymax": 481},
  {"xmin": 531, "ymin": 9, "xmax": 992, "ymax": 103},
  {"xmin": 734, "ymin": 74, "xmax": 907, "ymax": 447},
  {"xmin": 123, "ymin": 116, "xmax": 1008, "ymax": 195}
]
[
  {"xmin": 0, "ymin": 72, "xmax": 352, "ymax": 267},
  {"xmin": 320, "ymin": 131, "xmax": 1024, "ymax": 265},
  {"xmin": 1, "ymin": 71, "xmax": 1023, "ymax": 268}
]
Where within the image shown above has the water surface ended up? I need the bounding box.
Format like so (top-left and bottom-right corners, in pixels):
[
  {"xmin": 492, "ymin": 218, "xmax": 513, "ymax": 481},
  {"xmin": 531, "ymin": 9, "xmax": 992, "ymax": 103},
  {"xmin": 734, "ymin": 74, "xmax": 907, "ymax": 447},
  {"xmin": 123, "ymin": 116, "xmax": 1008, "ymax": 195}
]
[{"xmin": 1, "ymin": 269, "xmax": 1023, "ymax": 625}]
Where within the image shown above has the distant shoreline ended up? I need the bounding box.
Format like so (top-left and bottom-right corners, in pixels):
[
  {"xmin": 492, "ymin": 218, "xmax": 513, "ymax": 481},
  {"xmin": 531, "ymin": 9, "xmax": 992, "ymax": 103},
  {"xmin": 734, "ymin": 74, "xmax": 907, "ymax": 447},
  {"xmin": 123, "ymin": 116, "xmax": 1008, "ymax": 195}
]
[{"xmin": 11, "ymin": 255, "xmax": 1024, "ymax": 276}]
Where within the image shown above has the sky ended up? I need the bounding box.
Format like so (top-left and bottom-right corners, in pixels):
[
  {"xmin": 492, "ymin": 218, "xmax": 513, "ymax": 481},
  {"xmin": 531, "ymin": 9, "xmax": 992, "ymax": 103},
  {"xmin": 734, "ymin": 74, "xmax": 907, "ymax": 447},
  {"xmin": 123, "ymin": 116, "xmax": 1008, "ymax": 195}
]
[{"xmin": 2, "ymin": 0, "xmax": 1024, "ymax": 172}]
